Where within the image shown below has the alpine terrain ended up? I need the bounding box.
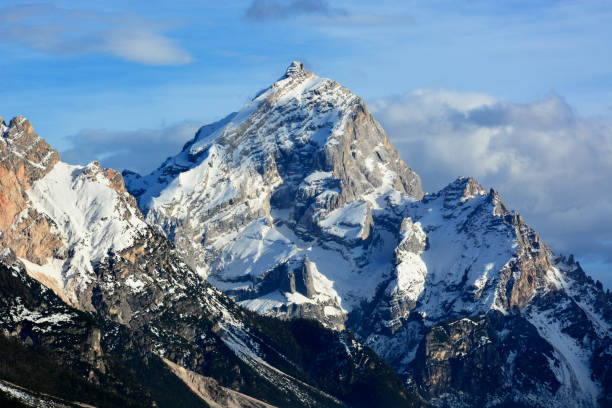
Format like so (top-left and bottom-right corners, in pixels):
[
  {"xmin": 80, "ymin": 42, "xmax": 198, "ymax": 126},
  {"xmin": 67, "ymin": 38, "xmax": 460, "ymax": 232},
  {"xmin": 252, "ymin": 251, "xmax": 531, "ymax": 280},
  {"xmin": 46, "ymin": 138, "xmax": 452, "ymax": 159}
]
[
  {"xmin": 123, "ymin": 62, "xmax": 612, "ymax": 407},
  {"xmin": 0, "ymin": 114, "xmax": 421, "ymax": 407},
  {"xmin": 0, "ymin": 61, "xmax": 609, "ymax": 407}
]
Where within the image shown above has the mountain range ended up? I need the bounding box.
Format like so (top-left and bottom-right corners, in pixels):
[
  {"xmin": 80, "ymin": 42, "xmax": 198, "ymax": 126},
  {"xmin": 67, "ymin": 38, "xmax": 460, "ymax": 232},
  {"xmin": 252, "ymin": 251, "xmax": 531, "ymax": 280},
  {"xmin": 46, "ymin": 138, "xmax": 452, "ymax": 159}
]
[{"xmin": 1, "ymin": 62, "xmax": 610, "ymax": 407}]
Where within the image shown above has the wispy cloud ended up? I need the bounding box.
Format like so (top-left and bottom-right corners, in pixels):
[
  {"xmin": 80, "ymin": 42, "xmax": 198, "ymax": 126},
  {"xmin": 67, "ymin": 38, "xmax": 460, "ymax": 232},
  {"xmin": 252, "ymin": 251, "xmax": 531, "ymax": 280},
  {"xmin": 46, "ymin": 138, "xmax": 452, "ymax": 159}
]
[
  {"xmin": 61, "ymin": 121, "xmax": 202, "ymax": 174},
  {"xmin": 0, "ymin": 3, "xmax": 192, "ymax": 65},
  {"xmin": 101, "ymin": 25, "xmax": 192, "ymax": 65},
  {"xmin": 371, "ymin": 90, "xmax": 612, "ymax": 284},
  {"xmin": 245, "ymin": 0, "xmax": 346, "ymax": 21}
]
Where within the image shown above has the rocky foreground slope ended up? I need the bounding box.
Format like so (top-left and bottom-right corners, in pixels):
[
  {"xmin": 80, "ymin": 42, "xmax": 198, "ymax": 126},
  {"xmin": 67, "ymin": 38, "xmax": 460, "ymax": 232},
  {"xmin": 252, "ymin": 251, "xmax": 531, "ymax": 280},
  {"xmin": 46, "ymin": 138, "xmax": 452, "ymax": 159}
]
[
  {"xmin": 125, "ymin": 62, "xmax": 611, "ymax": 407},
  {"xmin": 0, "ymin": 115, "xmax": 420, "ymax": 407}
]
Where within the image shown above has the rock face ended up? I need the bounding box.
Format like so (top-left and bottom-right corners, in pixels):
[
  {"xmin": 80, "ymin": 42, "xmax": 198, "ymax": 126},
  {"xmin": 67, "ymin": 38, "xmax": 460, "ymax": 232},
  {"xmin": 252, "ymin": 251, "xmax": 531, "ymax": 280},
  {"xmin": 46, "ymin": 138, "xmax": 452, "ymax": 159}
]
[
  {"xmin": 0, "ymin": 115, "xmax": 59, "ymax": 187},
  {"xmin": 0, "ymin": 116, "xmax": 421, "ymax": 407},
  {"xmin": 0, "ymin": 116, "xmax": 62, "ymax": 265},
  {"xmin": 125, "ymin": 63, "xmax": 612, "ymax": 407}
]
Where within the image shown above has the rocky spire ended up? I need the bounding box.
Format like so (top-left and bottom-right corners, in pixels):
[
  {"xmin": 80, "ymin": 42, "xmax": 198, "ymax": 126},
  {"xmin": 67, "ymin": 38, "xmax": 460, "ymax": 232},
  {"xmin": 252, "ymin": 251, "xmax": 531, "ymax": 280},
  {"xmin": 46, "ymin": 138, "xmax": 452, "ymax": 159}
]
[
  {"xmin": 436, "ymin": 176, "xmax": 487, "ymax": 206},
  {"xmin": 0, "ymin": 115, "xmax": 59, "ymax": 187},
  {"xmin": 0, "ymin": 115, "xmax": 63, "ymax": 266},
  {"xmin": 283, "ymin": 61, "xmax": 306, "ymax": 78}
]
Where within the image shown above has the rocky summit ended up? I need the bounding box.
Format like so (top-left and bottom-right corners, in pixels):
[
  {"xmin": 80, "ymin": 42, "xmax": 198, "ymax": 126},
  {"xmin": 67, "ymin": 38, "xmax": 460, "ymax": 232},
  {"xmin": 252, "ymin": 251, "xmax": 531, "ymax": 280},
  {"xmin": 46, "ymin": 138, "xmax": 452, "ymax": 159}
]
[
  {"xmin": 124, "ymin": 61, "xmax": 424, "ymax": 329},
  {"xmin": 0, "ymin": 62, "xmax": 610, "ymax": 408}
]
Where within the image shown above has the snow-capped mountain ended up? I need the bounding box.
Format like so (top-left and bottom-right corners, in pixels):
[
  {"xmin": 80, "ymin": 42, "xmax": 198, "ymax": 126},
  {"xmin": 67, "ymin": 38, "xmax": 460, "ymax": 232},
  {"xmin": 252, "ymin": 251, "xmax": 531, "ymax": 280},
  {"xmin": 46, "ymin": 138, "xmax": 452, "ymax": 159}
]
[
  {"xmin": 357, "ymin": 178, "xmax": 611, "ymax": 407},
  {"xmin": 125, "ymin": 61, "xmax": 423, "ymax": 328},
  {"xmin": 125, "ymin": 63, "xmax": 611, "ymax": 407},
  {"xmin": 0, "ymin": 114, "xmax": 420, "ymax": 407}
]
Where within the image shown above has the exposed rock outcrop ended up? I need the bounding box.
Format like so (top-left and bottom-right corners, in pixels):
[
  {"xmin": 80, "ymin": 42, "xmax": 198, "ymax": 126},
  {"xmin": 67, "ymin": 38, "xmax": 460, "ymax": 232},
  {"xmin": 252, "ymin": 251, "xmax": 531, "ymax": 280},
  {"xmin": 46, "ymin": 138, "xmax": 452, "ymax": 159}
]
[{"xmin": 0, "ymin": 117, "xmax": 63, "ymax": 264}]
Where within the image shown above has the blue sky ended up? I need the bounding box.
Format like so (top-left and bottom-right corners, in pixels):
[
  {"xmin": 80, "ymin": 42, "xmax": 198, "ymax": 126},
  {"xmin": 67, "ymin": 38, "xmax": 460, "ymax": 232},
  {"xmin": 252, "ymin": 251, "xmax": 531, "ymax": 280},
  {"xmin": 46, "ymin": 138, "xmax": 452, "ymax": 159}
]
[{"xmin": 1, "ymin": 0, "xmax": 611, "ymax": 286}]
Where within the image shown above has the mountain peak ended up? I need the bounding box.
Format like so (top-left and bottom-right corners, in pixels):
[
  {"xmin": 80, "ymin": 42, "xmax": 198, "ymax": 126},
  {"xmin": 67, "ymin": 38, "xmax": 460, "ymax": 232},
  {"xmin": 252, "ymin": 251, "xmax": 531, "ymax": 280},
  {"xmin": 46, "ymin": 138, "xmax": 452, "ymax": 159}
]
[
  {"xmin": 0, "ymin": 114, "xmax": 59, "ymax": 188},
  {"xmin": 1, "ymin": 115, "xmax": 34, "ymax": 140},
  {"xmin": 435, "ymin": 176, "xmax": 487, "ymax": 205},
  {"xmin": 126, "ymin": 62, "xmax": 424, "ymax": 277},
  {"xmin": 9, "ymin": 115, "xmax": 34, "ymax": 133},
  {"xmin": 283, "ymin": 60, "xmax": 306, "ymax": 78}
]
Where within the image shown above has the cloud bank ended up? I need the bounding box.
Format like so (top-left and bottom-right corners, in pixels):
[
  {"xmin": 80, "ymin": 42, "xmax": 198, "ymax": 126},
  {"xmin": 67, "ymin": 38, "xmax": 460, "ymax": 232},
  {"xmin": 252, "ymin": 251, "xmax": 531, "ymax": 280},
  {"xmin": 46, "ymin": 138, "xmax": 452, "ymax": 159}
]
[
  {"xmin": 371, "ymin": 90, "xmax": 612, "ymax": 286},
  {"xmin": 0, "ymin": 4, "xmax": 192, "ymax": 65},
  {"xmin": 61, "ymin": 121, "xmax": 202, "ymax": 175}
]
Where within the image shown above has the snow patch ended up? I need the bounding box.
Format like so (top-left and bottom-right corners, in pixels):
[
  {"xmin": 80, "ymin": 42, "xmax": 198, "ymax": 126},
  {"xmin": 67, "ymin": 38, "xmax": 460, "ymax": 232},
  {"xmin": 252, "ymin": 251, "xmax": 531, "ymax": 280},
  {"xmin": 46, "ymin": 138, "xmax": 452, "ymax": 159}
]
[
  {"xmin": 25, "ymin": 161, "xmax": 147, "ymax": 304},
  {"xmin": 527, "ymin": 308, "xmax": 600, "ymax": 406},
  {"xmin": 318, "ymin": 201, "xmax": 370, "ymax": 240}
]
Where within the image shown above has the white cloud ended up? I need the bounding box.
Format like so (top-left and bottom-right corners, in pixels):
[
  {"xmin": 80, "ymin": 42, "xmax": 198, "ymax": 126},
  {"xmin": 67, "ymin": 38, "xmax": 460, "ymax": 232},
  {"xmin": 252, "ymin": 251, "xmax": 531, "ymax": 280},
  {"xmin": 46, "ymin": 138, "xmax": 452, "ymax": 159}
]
[
  {"xmin": 0, "ymin": 4, "xmax": 192, "ymax": 65},
  {"xmin": 102, "ymin": 26, "xmax": 192, "ymax": 66},
  {"xmin": 371, "ymin": 90, "xmax": 612, "ymax": 286}
]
